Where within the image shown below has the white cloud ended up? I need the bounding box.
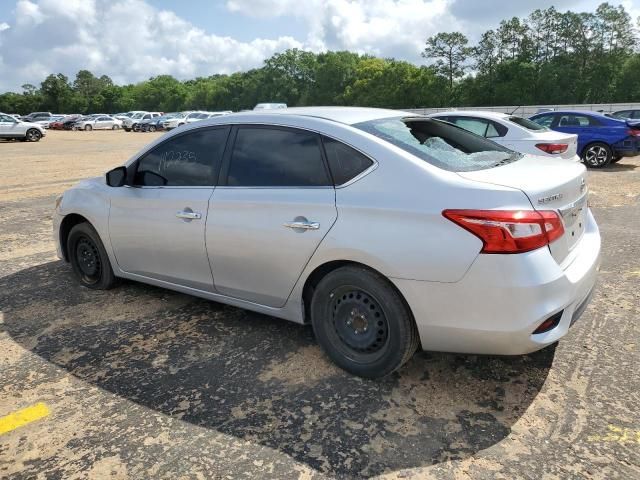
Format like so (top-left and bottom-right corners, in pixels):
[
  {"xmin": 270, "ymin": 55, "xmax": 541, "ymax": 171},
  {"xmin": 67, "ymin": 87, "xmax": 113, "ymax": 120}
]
[
  {"xmin": 0, "ymin": 0, "xmax": 302, "ymax": 91},
  {"xmin": 0, "ymin": 22, "xmax": 10, "ymax": 32}
]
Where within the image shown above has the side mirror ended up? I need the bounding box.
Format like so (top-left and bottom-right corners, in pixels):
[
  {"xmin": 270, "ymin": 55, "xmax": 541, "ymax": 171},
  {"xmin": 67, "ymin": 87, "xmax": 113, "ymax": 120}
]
[{"xmin": 106, "ymin": 166, "xmax": 127, "ymax": 187}]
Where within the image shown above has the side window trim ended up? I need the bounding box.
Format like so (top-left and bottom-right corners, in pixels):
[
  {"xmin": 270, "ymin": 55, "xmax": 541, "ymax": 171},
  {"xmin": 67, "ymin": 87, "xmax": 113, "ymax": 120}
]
[
  {"xmin": 218, "ymin": 124, "xmax": 333, "ymax": 188},
  {"xmin": 128, "ymin": 125, "xmax": 231, "ymax": 188}
]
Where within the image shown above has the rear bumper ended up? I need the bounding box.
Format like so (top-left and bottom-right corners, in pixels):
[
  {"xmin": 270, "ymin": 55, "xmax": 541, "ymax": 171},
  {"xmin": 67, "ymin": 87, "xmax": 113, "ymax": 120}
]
[{"xmin": 392, "ymin": 209, "xmax": 601, "ymax": 355}]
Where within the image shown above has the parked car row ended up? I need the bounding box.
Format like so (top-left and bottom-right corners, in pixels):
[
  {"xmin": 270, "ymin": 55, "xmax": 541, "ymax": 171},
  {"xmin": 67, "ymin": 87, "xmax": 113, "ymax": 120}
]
[{"xmin": 428, "ymin": 109, "xmax": 640, "ymax": 168}]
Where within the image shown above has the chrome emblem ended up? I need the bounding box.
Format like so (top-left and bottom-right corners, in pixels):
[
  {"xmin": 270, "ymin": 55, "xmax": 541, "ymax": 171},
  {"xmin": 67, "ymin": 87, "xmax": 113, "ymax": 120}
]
[{"xmin": 537, "ymin": 193, "xmax": 563, "ymax": 205}]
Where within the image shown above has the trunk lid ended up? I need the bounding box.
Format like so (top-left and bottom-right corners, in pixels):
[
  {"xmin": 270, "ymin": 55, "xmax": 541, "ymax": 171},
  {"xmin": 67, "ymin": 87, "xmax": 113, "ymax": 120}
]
[{"xmin": 458, "ymin": 155, "xmax": 588, "ymax": 264}]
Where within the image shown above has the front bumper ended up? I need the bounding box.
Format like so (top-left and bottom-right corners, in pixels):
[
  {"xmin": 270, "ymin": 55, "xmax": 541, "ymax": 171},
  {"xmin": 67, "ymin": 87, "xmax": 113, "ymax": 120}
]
[{"xmin": 392, "ymin": 209, "xmax": 601, "ymax": 355}]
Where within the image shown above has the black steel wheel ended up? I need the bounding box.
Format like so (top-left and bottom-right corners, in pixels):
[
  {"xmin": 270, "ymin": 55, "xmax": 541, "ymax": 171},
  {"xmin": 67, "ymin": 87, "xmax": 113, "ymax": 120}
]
[
  {"xmin": 67, "ymin": 222, "xmax": 117, "ymax": 289},
  {"xmin": 582, "ymin": 142, "xmax": 612, "ymax": 168},
  {"xmin": 311, "ymin": 265, "xmax": 419, "ymax": 378}
]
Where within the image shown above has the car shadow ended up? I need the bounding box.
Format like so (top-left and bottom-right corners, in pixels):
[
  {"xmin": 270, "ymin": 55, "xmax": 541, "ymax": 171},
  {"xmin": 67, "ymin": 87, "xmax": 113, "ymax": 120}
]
[
  {"xmin": 604, "ymin": 162, "xmax": 637, "ymax": 172},
  {"xmin": 0, "ymin": 261, "xmax": 555, "ymax": 478}
]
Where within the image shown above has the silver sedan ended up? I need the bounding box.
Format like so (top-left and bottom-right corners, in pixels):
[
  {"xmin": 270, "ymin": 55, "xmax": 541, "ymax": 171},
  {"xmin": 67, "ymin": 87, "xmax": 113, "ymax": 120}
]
[{"xmin": 54, "ymin": 107, "xmax": 600, "ymax": 378}]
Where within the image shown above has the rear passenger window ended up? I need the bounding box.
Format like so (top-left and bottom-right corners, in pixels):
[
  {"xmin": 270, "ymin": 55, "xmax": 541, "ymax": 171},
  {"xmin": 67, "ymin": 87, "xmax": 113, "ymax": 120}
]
[
  {"xmin": 322, "ymin": 137, "xmax": 373, "ymax": 185},
  {"xmin": 227, "ymin": 127, "xmax": 330, "ymax": 187},
  {"xmin": 134, "ymin": 127, "xmax": 228, "ymax": 186}
]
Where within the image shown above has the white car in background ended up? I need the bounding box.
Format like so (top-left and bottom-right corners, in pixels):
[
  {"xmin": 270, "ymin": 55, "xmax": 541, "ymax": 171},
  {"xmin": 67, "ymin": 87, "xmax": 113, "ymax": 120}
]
[
  {"xmin": 428, "ymin": 111, "xmax": 580, "ymax": 161},
  {"xmin": 74, "ymin": 115, "xmax": 123, "ymax": 131},
  {"xmin": 254, "ymin": 103, "xmax": 287, "ymax": 110},
  {"xmin": 122, "ymin": 112, "xmax": 162, "ymax": 132},
  {"xmin": 161, "ymin": 111, "xmax": 196, "ymax": 130},
  {"xmin": 0, "ymin": 112, "xmax": 46, "ymax": 141},
  {"xmin": 185, "ymin": 111, "xmax": 233, "ymax": 124}
]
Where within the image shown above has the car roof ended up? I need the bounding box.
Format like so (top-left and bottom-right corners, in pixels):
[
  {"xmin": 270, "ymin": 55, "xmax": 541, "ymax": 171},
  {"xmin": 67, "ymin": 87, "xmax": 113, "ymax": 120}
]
[
  {"xmin": 217, "ymin": 106, "xmax": 417, "ymax": 125},
  {"xmin": 429, "ymin": 110, "xmax": 510, "ymax": 120},
  {"xmin": 533, "ymin": 110, "xmax": 606, "ymax": 117}
]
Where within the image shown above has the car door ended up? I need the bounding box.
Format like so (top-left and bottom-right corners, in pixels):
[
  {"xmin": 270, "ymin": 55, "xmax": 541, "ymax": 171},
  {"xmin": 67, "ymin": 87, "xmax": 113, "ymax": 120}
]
[
  {"xmin": 206, "ymin": 125, "xmax": 338, "ymax": 307},
  {"xmin": 0, "ymin": 114, "xmax": 13, "ymax": 135},
  {"xmin": 553, "ymin": 114, "xmax": 595, "ymax": 152},
  {"xmin": 108, "ymin": 126, "xmax": 230, "ymax": 291}
]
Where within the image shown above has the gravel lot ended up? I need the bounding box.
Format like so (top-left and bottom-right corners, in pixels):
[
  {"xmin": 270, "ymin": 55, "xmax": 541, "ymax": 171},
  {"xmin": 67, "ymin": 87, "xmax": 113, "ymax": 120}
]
[{"xmin": 1, "ymin": 130, "xmax": 639, "ymax": 479}]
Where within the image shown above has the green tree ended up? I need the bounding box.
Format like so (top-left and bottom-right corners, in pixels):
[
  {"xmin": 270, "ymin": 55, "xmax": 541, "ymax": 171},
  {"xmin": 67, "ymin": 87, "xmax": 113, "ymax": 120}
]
[{"xmin": 421, "ymin": 32, "xmax": 471, "ymax": 101}]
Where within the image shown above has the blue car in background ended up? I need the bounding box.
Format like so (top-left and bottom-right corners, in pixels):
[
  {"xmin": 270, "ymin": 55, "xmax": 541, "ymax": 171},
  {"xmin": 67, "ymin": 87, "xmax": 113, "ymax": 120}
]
[{"xmin": 530, "ymin": 110, "xmax": 640, "ymax": 168}]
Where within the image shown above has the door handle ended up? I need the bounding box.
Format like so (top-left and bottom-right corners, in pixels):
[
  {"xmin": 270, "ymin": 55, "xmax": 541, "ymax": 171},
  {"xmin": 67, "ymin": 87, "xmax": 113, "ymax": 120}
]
[
  {"xmin": 283, "ymin": 221, "xmax": 320, "ymax": 230},
  {"xmin": 176, "ymin": 210, "xmax": 202, "ymax": 220}
]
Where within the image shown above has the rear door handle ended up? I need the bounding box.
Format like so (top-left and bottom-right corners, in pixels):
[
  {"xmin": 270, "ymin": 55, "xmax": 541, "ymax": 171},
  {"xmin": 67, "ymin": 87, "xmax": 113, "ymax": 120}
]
[
  {"xmin": 176, "ymin": 210, "xmax": 202, "ymax": 220},
  {"xmin": 283, "ymin": 221, "xmax": 320, "ymax": 230}
]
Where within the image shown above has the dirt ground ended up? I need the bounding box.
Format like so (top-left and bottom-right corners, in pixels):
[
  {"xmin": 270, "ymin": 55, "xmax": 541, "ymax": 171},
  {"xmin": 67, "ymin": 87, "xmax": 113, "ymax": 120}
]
[{"xmin": 0, "ymin": 130, "xmax": 639, "ymax": 479}]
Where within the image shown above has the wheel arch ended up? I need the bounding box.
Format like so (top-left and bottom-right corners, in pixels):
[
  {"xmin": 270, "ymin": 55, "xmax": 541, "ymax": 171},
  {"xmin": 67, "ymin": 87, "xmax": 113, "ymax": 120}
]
[
  {"xmin": 301, "ymin": 260, "xmax": 416, "ymax": 326},
  {"xmin": 59, "ymin": 213, "xmax": 92, "ymax": 261}
]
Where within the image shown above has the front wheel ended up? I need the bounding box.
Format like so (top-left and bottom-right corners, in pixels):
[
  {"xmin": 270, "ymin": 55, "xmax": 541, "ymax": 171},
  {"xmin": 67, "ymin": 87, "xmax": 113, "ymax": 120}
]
[
  {"xmin": 84, "ymin": 124, "xmax": 93, "ymax": 131},
  {"xmin": 310, "ymin": 266, "xmax": 419, "ymax": 378},
  {"xmin": 112, "ymin": 124, "xmax": 119, "ymax": 130},
  {"xmin": 25, "ymin": 128, "xmax": 42, "ymax": 142},
  {"xmin": 582, "ymin": 142, "xmax": 612, "ymax": 168},
  {"xmin": 67, "ymin": 223, "xmax": 117, "ymax": 290},
  {"xmin": 148, "ymin": 125, "xmax": 156, "ymax": 132}
]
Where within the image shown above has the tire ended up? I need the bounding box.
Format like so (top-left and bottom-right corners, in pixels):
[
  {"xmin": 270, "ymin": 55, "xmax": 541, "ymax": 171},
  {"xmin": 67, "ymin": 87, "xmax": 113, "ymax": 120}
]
[
  {"xmin": 112, "ymin": 124, "xmax": 119, "ymax": 130},
  {"xmin": 124, "ymin": 127, "xmax": 131, "ymax": 132},
  {"xmin": 582, "ymin": 142, "xmax": 612, "ymax": 168},
  {"xmin": 310, "ymin": 265, "xmax": 419, "ymax": 378},
  {"xmin": 84, "ymin": 124, "xmax": 92, "ymax": 131},
  {"xmin": 611, "ymin": 155, "xmax": 622, "ymax": 164},
  {"xmin": 67, "ymin": 222, "xmax": 117, "ymax": 290},
  {"xmin": 25, "ymin": 128, "xmax": 42, "ymax": 142},
  {"xmin": 132, "ymin": 123, "xmax": 139, "ymax": 132},
  {"xmin": 148, "ymin": 125, "xmax": 156, "ymax": 132}
]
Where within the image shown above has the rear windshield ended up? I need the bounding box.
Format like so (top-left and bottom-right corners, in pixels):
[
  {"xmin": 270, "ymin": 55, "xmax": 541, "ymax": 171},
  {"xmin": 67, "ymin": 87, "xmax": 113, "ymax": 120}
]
[
  {"xmin": 354, "ymin": 117, "xmax": 521, "ymax": 172},
  {"xmin": 508, "ymin": 116, "xmax": 548, "ymax": 131}
]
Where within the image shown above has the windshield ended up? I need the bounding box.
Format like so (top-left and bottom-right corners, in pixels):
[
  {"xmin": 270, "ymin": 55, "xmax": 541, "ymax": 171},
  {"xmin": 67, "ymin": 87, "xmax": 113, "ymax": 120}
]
[
  {"xmin": 131, "ymin": 113, "xmax": 145, "ymax": 119},
  {"xmin": 508, "ymin": 116, "xmax": 548, "ymax": 131},
  {"xmin": 354, "ymin": 117, "xmax": 520, "ymax": 172}
]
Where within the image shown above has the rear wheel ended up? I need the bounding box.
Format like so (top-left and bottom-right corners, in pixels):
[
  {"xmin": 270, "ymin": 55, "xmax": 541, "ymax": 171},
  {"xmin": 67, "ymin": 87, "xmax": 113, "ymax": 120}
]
[
  {"xmin": 112, "ymin": 124, "xmax": 119, "ymax": 130},
  {"xmin": 67, "ymin": 223, "xmax": 117, "ymax": 290},
  {"xmin": 310, "ymin": 265, "xmax": 419, "ymax": 378},
  {"xmin": 25, "ymin": 128, "xmax": 42, "ymax": 142},
  {"xmin": 582, "ymin": 142, "xmax": 612, "ymax": 168},
  {"xmin": 148, "ymin": 125, "xmax": 156, "ymax": 132},
  {"xmin": 84, "ymin": 124, "xmax": 92, "ymax": 131}
]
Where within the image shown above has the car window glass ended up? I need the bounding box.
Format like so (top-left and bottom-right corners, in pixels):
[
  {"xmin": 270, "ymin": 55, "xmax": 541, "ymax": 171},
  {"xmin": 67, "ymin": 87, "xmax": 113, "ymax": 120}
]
[
  {"xmin": 485, "ymin": 122, "xmax": 500, "ymax": 138},
  {"xmin": 228, "ymin": 127, "xmax": 330, "ymax": 187},
  {"xmin": 450, "ymin": 117, "xmax": 489, "ymax": 136},
  {"xmin": 354, "ymin": 117, "xmax": 518, "ymax": 173},
  {"xmin": 134, "ymin": 127, "xmax": 228, "ymax": 187},
  {"xmin": 558, "ymin": 115, "xmax": 592, "ymax": 127},
  {"xmin": 532, "ymin": 115, "xmax": 554, "ymax": 127},
  {"xmin": 323, "ymin": 137, "xmax": 374, "ymax": 185}
]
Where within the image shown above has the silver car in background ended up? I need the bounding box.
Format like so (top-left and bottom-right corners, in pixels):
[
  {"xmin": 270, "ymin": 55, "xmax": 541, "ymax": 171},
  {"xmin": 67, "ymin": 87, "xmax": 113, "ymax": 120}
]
[{"xmin": 54, "ymin": 107, "xmax": 600, "ymax": 378}]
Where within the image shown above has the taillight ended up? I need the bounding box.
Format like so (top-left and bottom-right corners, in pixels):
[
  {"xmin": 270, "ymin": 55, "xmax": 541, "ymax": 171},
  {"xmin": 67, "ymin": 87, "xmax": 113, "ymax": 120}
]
[
  {"xmin": 442, "ymin": 209, "xmax": 564, "ymax": 254},
  {"xmin": 535, "ymin": 143, "xmax": 569, "ymax": 154},
  {"xmin": 626, "ymin": 129, "xmax": 640, "ymax": 137}
]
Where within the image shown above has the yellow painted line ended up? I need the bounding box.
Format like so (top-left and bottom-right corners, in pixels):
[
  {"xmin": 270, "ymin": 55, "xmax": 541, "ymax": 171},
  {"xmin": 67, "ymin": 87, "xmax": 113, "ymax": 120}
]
[{"xmin": 0, "ymin": 403, "xmax": 50, "ymax": 435}]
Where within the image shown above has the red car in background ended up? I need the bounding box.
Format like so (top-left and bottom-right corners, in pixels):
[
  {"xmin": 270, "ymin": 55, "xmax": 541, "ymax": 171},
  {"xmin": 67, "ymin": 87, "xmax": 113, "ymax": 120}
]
[{"xmin": 50, "ymin": 114, "xmax": 81, "ymax": 130}]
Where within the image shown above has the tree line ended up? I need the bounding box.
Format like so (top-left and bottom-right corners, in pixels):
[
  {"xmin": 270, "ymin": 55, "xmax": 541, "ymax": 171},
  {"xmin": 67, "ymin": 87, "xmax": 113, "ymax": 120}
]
[{"xmin": 1, "ymin": 2, "xmax": 639, "ymax": 115}]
